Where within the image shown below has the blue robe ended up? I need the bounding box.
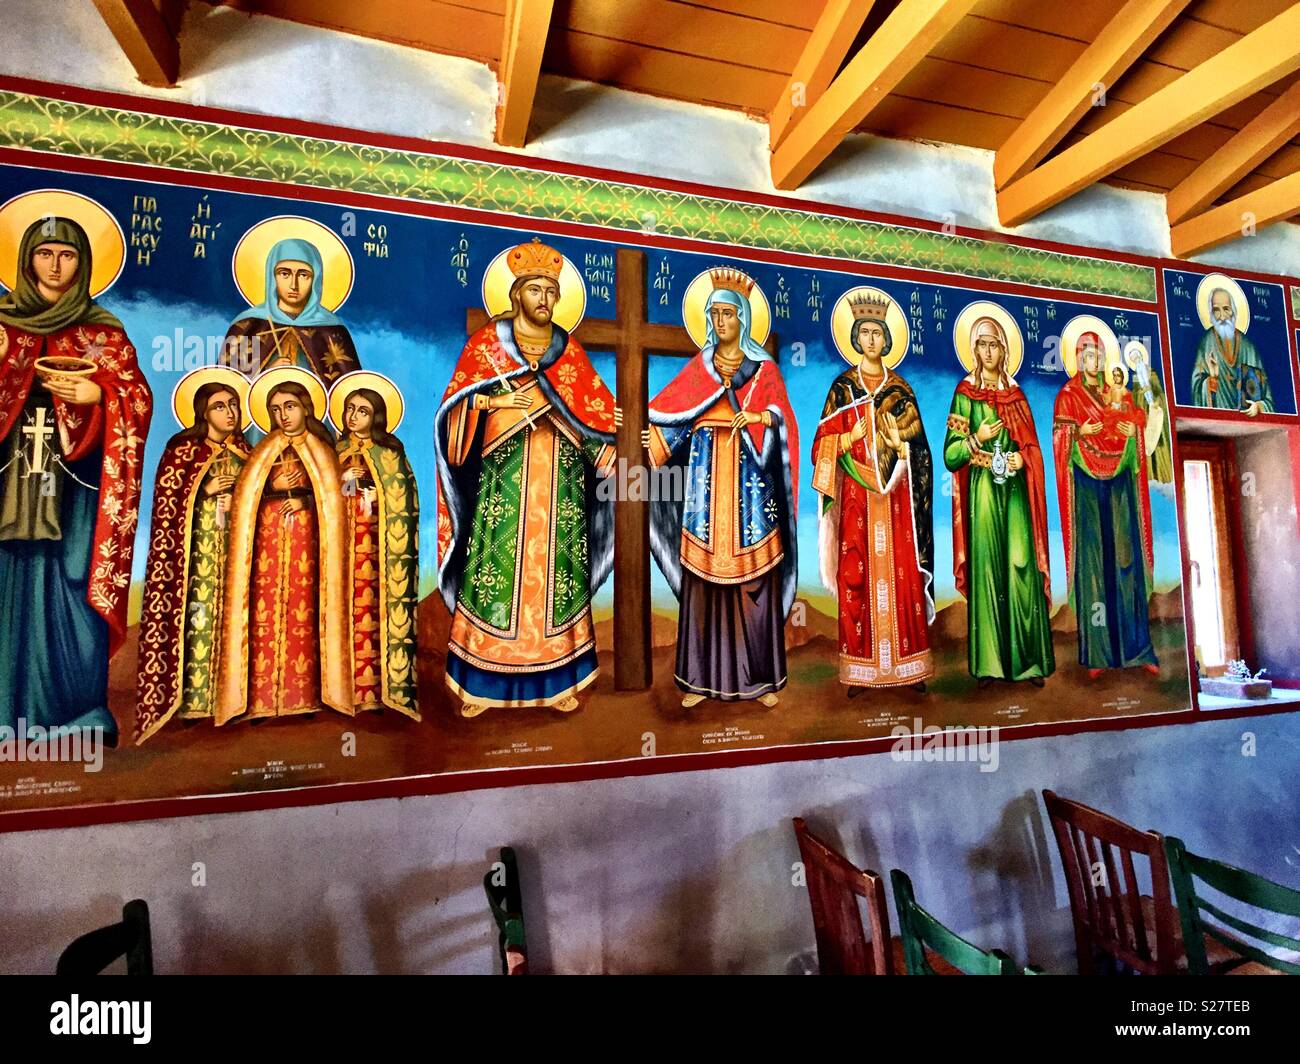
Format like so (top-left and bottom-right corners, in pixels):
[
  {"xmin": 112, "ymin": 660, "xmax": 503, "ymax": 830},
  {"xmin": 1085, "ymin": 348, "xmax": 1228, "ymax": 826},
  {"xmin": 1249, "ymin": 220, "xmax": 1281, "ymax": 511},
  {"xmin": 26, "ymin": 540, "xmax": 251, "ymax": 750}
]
[
  {"xmin": 1068, "ymin": 458, "xmax": 1158, "ymax": 670},
  {"xmin": 0, "ymin": 450, "xmax": 115, "ymax": 738}
]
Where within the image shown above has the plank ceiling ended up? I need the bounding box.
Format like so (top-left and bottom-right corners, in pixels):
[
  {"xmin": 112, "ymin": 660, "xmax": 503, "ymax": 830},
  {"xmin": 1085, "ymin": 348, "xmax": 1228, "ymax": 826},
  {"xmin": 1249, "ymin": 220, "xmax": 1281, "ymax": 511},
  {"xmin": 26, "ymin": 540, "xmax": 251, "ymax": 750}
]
[{"xmin": 116, "ymin": 1, "xmax": 1300, "ymax": 251}]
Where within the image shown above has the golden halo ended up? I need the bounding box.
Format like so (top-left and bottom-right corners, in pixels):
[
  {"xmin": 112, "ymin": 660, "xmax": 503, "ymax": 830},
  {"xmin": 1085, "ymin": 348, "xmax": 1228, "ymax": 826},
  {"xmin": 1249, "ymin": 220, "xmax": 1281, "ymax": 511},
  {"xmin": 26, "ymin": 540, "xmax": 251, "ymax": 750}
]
[
  {"xmin": 329, "ymin": 370, "xmax": 405, "ymax": 434},
  {"xmin": 0, "ymin": 189, "xmax": 126, "ymax": 298},
  {"xmin": 481, "ymin": 245, "xmax": 586, "ymax": 333},
  {"xmin": 172, "ymin": 366, "xmax": 252, "ymax": 431},
  {"xmin": 831, "ymin": 286, "xmax": 910, "ymax": 369},
  {"xmin": 1195, "ymin": 273, "xmax": 1250, "ymax": 332},
  {"xmin": 232, "ymin": 216, "xmax": 354, "ymax": 313},
  {"xmin": 249, "ymin": 366, "xmax": 328, "ymax": 433},
  {"xmin": 1060, "ymin": 314, "xmax": 1121, "ymax": 378},
  {"xmin": 681, "ymin": 268, "xmax": 771, "ymax": 351},
  {"xmin": 953, "ymin": 300, "xmax": 1023, "ymax": 378},
  {"xmin": 1123, "ymin": 339, "xmax": 1151, "ymax": 373}
]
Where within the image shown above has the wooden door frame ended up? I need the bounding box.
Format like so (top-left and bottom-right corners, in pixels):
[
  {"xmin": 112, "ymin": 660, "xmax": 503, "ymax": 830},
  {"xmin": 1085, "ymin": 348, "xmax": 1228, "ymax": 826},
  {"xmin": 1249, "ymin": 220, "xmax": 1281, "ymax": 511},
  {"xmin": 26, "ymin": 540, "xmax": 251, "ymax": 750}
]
[{"xmin": 1176, "ymin": 436, "xmax": 1255, "ymax": 674}]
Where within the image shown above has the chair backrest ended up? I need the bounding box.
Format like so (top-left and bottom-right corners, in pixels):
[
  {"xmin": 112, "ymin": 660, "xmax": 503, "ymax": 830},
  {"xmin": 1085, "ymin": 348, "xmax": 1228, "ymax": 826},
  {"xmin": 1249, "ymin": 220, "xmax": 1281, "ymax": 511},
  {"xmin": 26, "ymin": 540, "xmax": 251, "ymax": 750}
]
[
  {"xmin": 483, "ymin": 846, "xmax": 528, "ymax": 975},
  {"xmin": 56, "ymin": 899, "xmax": 152, "ymax": 976},
  {"xmin": 1042, "ymin": 789, "xmax": 1178, "ymax": 975},
  {"xmin": 889, "ymin": 869, "xmax": 1019, "ymax": 975},
  {"xmin": 792, "ymin": 818, "xmax": 891, "ymax": 975},
  {"xmin": 1165, "ymin": 835, "xmax": 1300, "ymax": 976}
]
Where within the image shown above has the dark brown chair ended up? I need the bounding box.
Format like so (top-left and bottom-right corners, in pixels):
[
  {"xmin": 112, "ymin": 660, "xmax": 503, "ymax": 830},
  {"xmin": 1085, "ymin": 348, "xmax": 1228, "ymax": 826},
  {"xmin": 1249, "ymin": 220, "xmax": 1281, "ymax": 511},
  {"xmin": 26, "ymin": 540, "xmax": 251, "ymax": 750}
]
[
  {"xmin": 1043, "ymin": 790, "xmax": 1243, "ymax": 975},
  {"xmin": 1044, "ymin": 790, "xmax": 1178, "ymax": 974},
  {"xmin": 56, "ymin": 899, "xmax": 152, "ymax": 976},
  {"xmin": 792, "ymin": 817, "xmax": 892, "ymax": 975}
]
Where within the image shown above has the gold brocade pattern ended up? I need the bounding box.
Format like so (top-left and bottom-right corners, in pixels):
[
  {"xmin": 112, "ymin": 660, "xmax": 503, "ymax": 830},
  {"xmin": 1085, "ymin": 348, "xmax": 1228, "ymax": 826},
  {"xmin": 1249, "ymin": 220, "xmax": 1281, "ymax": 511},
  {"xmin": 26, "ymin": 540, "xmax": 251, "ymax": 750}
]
[
  {"xmin": 216, "ymin": 430, "xmax": 352, "ymax": 723},
  {"xmin": 448, "ymin": 414, "xmax": 596, "ymax": 678},
  {"xmin": 678, "ymin": 395, "xmax": 784, "ymax": 585}
]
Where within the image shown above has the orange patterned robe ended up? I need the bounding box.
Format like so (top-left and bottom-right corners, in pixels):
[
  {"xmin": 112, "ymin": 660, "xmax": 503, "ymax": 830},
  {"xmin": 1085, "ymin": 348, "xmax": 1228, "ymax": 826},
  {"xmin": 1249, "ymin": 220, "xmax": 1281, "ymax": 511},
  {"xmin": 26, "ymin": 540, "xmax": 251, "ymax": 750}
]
[{"xmin": 216, "ymin": 429, "xmax": 351, "ymax": 723}]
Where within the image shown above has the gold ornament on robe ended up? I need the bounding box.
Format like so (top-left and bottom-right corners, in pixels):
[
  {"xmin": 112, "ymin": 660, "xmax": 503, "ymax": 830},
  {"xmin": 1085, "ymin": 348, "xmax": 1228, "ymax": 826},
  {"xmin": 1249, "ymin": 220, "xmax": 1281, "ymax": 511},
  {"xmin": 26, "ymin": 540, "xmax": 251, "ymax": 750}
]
[{"xmin": 215, "ymin": 429, "xmax": 353, "ymax": 723}]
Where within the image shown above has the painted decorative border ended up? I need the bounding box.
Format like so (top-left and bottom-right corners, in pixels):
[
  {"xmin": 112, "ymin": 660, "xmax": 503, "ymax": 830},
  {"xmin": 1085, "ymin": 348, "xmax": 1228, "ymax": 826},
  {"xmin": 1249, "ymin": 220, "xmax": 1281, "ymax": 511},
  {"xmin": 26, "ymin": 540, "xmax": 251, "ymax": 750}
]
[
  {"xmin": 0, "ymin": 89, "xmax": 1157, "ymax": 302},
  {"xmin": 1291, "ymin": 285, "xmax": 1300, "ymax": 319}
]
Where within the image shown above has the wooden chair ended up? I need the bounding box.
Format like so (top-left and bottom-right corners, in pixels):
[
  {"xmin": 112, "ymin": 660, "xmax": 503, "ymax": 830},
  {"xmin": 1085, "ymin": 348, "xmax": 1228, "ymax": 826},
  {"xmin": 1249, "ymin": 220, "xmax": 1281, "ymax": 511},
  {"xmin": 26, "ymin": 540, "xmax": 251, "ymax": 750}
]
[
  {"xmin": 890, "ymin": 869, "xmax": 1021, "ymax": 975},
  {"xmin": 1043, "ymin": 789, "xmax": 1181, "ymax": 974},
  {"xmin": 792, "ymin": 817, "xmax": 892, "ymax": 975},
  {"xmin": 483, "ymin": 846, "xmax": 528, "ymax": 975},
  {"xmin": 56, "ymin": 899, "xmax": 152, "ymax": 976},
  {"xmin": 1166, "ymin": 836, "xmax": 1300, "ymax": 976}
]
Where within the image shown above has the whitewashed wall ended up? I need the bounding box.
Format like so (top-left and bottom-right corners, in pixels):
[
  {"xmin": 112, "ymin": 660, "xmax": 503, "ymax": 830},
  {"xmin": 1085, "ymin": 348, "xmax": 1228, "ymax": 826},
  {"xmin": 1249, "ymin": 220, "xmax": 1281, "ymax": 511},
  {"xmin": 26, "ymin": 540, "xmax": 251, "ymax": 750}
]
[{"xmin": 0, "ymin": 2, "xmax": 1296, "ymax": 974}]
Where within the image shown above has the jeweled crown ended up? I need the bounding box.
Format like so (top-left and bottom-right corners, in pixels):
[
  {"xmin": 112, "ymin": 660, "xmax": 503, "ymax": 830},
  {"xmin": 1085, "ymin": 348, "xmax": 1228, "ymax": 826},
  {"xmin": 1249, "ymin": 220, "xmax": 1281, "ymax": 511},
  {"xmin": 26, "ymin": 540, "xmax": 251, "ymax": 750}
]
[
  {"xmin": 507, "ymin": 237, "xmax": 563, "ymax": 281},
  {"xmin": 849, "ymin": 291, "xmax": 891, "ymax": 321},
  {"xmin": 709, "ymin": 267, "xmax": 755, "ymax": 297}
]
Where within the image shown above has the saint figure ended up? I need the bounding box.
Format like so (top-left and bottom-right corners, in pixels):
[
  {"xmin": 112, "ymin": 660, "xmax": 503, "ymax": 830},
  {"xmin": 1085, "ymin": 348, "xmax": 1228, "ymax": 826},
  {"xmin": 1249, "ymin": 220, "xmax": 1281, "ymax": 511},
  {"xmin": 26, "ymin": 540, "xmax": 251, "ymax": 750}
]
[
  {"xmin": 215, "ymin": 377, "xmax": 352, "ymax": 722},
  {"xmin": 136, "ymin": 372, "xmax": 251, "ymax": 741},
  {"xmin": 1052, "ymin": 333, "xmax": 1159, "ymax": 678},
  {"xmin": 1189, "ymin": 287, "xmax": 1273, "ymax": 416},
  {"xmin": 435, "ymin": 239, "xmax": 617, "ymax": 717},
  {"xmin": 0, "ymin": 216, "xmax": 152, "ymax": 741},
  {"xmin": 812, "ymin": 292, "xmax": 934, "ymax": 693},
  {"xmin": 943, "ymin": 314, "xmax": 1054, "ymax": 686},
  {"xmin": 645, "ymin": 268, "xmax": 799, "ymax": 707},
  {"xmin": 335, "ymin": 383, "xmax": 420, "ymax": 717},
  {"xmin": 1126, "ymin": 344, "xmax": 1173, "ymax": 484},
  {"xmin": 223, "ymin": 237, "xmax": 360, "ymax": 385}
]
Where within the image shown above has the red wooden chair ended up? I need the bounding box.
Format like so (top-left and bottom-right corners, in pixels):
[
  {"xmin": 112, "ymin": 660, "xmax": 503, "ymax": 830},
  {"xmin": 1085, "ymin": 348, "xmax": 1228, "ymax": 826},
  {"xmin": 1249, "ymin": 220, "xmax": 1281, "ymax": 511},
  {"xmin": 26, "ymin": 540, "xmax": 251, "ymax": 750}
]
[
  {"xmin": 1042, "ymin": 790, "xmax": 1242, "ymax": 974},
  {"xmin": 792, "ymin": 817, "xmax": 892, "ymax": 975}
]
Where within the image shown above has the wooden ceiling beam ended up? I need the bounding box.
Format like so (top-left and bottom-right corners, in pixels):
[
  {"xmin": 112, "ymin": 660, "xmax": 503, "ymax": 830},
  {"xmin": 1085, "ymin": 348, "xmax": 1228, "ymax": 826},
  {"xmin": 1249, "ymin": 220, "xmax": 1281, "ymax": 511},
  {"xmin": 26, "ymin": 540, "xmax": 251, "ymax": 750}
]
[
  {"xmin": 1166, "ymin": 78, "xmax": 1300, "ymax": 224},
  {"xmin": 496, "ymin": 0, "xmax": 556, "ymax": 148},
  {"xmin": 770, "ymin": 0, "xmax": 979, "ymax": 191},
  {"xmin": 997, "ymin": 3, "xmax": 1300, "ymax": 227},
  {"xmin": 1170, "ymin": 168, "xmax": 1300, "ymax": 256},
  {"xmin": 769, "ymin": 0, "xmax": 876, "ymax": 152},
  {"xmin": 993, "ymin": 0, "xmax": 1192, "ymax": 190},
  {"xmin": 91, "ymin": 0, "xmax": 180, "ymax": 87}
]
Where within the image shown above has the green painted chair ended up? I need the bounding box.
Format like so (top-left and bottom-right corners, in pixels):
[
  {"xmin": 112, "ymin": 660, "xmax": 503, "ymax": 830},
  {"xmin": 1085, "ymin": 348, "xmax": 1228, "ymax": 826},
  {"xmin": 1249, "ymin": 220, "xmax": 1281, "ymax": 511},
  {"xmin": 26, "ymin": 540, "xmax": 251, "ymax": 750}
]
[
  {"xmin": 1165, "ymin": 836, "xmax": 1300, "ymax": 976},
  {"xmin": 890, "ymin": 869, "xmax": 1025, "ymax": 975},
  {"xmin": 484, "ymin": 846, "xmax": 528, "ymax": 975}
]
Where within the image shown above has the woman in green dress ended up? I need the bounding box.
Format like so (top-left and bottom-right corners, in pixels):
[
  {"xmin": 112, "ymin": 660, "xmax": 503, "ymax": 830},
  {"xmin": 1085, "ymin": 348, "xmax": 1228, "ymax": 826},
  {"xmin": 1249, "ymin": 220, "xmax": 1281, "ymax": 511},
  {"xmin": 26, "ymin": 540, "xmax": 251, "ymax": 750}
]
[{"xmin": 943, "ymin": 315, "xmax": 1055, "ymax": 686}]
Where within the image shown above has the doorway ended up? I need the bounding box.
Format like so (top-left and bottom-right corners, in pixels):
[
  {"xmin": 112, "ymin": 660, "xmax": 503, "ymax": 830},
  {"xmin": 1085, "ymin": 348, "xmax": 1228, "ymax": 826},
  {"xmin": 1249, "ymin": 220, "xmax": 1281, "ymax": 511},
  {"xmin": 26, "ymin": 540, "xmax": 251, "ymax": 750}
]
[{"xmin": 1178, "ymin": 438, "xmax": 1246, "ymax": 675}]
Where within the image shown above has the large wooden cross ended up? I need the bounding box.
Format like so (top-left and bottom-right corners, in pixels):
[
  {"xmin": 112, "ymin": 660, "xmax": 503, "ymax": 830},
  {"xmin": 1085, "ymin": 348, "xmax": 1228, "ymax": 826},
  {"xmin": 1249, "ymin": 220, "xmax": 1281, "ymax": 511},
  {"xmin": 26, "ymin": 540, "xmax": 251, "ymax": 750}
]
[{"xmin": 466, "ymin": 247, "xmax": 776, "ymax": 691}]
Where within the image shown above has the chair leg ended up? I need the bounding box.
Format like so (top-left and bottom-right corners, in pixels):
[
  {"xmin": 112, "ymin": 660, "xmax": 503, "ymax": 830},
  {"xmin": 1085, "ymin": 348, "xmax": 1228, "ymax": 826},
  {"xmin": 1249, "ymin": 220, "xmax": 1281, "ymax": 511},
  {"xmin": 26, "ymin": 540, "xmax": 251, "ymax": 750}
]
[{"xmin": 1074, "ymin": 929, "xmax": 1097, "ymax": 975}]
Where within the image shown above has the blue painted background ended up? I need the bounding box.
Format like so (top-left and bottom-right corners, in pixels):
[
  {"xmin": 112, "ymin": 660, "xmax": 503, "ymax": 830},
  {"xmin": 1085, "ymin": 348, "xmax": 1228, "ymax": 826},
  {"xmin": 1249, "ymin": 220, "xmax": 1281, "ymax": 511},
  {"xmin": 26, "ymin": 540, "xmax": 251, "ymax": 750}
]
[
  {"xmin": 0, "ymin": 165, "xmax": 1184, "ymax": 621},
  {"xmin": 1163, "ymin": 266, "xmax": 1297, "ymax": 414}
]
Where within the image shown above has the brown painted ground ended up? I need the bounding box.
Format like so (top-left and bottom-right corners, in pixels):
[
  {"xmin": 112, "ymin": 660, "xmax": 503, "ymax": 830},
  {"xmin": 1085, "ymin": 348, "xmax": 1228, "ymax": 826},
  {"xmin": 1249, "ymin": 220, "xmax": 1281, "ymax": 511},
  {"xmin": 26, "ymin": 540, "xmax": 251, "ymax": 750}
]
[{"xmin": 0, "ymin": 591, "xmax": 1191, "ymax": 814}]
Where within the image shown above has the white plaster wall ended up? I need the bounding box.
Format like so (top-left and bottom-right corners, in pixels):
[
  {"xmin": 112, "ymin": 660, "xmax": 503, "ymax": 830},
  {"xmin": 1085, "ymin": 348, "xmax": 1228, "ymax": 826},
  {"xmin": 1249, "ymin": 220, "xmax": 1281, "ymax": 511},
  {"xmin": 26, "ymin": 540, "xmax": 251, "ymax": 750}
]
[{"xmin": 0, "ymin": 4, "xmax": 1297, "ymax": 974}]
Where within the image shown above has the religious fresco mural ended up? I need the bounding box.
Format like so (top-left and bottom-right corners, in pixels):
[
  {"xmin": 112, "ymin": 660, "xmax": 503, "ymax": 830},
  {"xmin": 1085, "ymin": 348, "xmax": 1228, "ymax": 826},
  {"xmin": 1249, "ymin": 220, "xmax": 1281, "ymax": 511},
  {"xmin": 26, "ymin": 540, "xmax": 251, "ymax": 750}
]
[
  {"xmin": 0, "ymin": 83, "xmax": 1280, "ymax": 825},
  {"xmin": 1163, "ymin": 267, "xmax": 1298, "ymax": 417}
]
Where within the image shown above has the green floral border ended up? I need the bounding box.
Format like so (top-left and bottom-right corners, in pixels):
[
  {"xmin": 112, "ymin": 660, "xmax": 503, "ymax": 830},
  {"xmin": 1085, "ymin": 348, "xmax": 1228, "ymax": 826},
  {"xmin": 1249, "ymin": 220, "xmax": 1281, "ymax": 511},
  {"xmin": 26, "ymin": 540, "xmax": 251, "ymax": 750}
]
[
  {"xmin": 0, "ymin": 89, "xmax": 1157, "ymax": 301},
  {"xmin": 1291, "ymin": 285, "xmax": 1299, "ymax": 319}
]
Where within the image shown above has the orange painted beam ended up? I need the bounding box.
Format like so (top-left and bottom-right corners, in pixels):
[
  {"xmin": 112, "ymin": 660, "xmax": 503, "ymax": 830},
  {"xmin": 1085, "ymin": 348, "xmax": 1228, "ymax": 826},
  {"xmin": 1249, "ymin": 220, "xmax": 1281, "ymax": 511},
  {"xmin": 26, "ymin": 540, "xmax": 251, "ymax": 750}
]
[
  {"xmin": 1166, "ymin": 78, "xmax": 1300, "ymax": 225},
  {"xmin": 496, "ymin": 0, "xmax": 555, "ymax": 148},
  {"xmin": 770, "ymin": 0, "xmax": 979, "ymax": 190},
  {"xmin": 769, "ymin": 0, "xmax": 875, "ymax": 152},
  {"xmin": 993, "ymin": 0, "xmax": 1191, "ymax": 190},
  {"xmin": 92, "ymin": 0, "xmax": 180, "ymax": 87},
  {"xmin": 1170, "ymin": 168, "xmax": 1300, "ymax": 256},
  {"xmin": 997, "ymin": 4, "xmax": 1300, "ymax": 227}
]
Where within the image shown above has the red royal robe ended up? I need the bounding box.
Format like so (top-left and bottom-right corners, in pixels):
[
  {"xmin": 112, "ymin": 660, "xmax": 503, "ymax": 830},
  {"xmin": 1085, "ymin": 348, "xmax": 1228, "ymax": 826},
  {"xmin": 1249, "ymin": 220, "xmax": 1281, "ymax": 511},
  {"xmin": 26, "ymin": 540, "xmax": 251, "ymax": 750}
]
[
  {"xmin": 1052, "ymin": 373, "xmax": 1153, "ymax": 590},
  {"xmin": 0, "ymin": 322, "xmax": 152, "ymax": 656},
  {"xmin": 435, "ymin": 320, "xmax": 617, "ymax": 575}
]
